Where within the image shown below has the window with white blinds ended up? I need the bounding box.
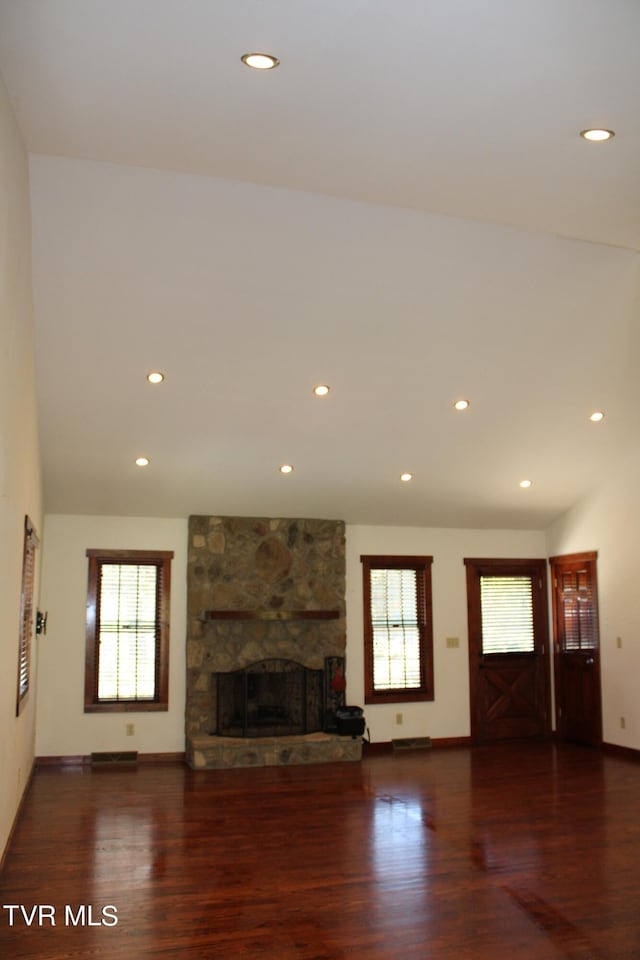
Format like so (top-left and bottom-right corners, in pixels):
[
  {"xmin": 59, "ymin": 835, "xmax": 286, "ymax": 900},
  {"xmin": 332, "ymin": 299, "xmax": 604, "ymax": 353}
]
[
  {"xmin": 479, "ymin": 575, "xmax": 535, "ymax": 654},
  {"xmin": 371, "ymin": 568, "xmax": 422, "ymax": 691},
  {"xmin": 361, "ymin": 555, "xmax": 434, "ymax": 704},
  {"xmin": 97, "ymin": 563, "xmax": 159, "ymax": 700},
  {"xmin": 85, "ymin": 550, "xmax": 173, "ymax": 712}
]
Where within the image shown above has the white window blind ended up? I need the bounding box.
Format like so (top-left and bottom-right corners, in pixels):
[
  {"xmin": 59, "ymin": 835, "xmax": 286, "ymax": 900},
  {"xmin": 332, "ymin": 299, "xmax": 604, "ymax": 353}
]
[
  {"xmin": 97, "ymin": 563, "xmax": 159, "ymax": 700},
  {"xmin": 371, "ymin": 568, "xmax": 422, "ymax": 690},
  {"xmin": 480, "ymin": 575, "xmax": 534, "ymax": 655}
]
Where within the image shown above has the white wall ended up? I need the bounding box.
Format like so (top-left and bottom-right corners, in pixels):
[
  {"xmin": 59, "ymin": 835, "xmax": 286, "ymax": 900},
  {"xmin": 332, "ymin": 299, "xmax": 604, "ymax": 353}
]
[
  {"xmin": 0, "ymin": 73, "xmax": 42, "ymax": 857},
  {"xmin": 546, "ymin": 447, "xmax": 640, "ymax": 750},
  {"xmin": 35, "ymin": 516, "xmax": 546, "ymax": 754},
  {"xmin": 346, "ymin": 524, "xmax": 546, "ymax": 743},
  {"xmin": 36, "ymin": 515, "xmax": 187, "ymax": 757},
  {"xmin": 34, "ymin": 500, "xmax": 640, "ymax": 753}
]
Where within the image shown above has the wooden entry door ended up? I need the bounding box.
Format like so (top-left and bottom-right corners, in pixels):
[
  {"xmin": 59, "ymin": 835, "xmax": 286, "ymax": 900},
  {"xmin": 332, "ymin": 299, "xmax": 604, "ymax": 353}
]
[
  {"xmin": 550, "ymin": 552, "xmax": 602, "ymax": 746},
  {"xmin": 465, "ymin": 558, "xmax": 551, "ymax": 743}
]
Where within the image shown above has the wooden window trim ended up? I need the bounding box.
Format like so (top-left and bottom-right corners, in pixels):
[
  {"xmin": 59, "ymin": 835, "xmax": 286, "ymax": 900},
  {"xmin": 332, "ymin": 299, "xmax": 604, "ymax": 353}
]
[
  {"xmin": 84, "ymin": 549, "xmax": 173, "ymax": 713},
  {"xmin": 361, "ymin": 554, "xmax": 434, "ymax": 705},
  {"xmin": 548, "ymin": 550, "xmax": 598, "ymax": 567},
  {"xmin": 464, "ymin": 557, "xmax": 550, "ymax": 656},
  {"xmin": 16, "ymin": 516, "xmax": 39, "ymax": 716}
]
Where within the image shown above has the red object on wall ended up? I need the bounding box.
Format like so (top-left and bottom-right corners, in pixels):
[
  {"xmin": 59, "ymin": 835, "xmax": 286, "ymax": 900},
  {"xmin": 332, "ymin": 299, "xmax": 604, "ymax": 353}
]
[{"xmin": 331, "ymin": 667, "xmax": 346, "ymax": 693}]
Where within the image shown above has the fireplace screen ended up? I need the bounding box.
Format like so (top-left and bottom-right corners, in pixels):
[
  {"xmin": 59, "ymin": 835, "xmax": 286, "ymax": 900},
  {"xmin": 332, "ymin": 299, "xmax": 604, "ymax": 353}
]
[{"xmin": 216, "ymin": 659, "xmax": 324, "ymax": 738}]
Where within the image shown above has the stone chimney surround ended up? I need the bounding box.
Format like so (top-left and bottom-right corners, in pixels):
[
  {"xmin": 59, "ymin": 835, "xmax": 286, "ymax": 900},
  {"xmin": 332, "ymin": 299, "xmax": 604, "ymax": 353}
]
[{"xmin": 185, "ymin": 516, "xmax": 352, "ymax": 767}]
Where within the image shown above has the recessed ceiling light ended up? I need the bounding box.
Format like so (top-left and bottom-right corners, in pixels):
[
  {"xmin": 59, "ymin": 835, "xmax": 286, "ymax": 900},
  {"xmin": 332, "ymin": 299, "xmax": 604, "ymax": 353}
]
[
  {"xmin": 454, "ymin": 399, "xmax": 470, "ymax": 411},
  {"xmin": 313, "ymin": 384, "xmax": 330, "ymax": 397},
  {"xmin": 589, "ymin": 410, "xmax": 605, "ymax": 422},
  {"xmin": 279, "ymin": 463, "xmax": 294, "ymax": 474},
  {"xmin": 241, "ymin": 52, "xmax": 280, "ymax": 70},
  {"xmin": 147, "ymin": 371, "xmax": 164, "ymax": 384},
  {"xmin": 135, "ymin": 457, "xmax": 150, "ymax": 467},
  {"xmin": 400, "ymin": 473, "xmax": 413, "ymax": 482},
  {"xmin": 519, "ymin": 479, "xmax": 532, "ymax": 489},
  {"xmin": 580, "ymin": 128, "xmax": 615, "ymax": 142}
]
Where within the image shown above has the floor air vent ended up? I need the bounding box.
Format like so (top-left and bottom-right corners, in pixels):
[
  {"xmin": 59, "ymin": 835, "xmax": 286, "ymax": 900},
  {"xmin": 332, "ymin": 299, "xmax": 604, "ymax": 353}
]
[
  {"xmin": 91, "ymin": 751, "xmax": 138, "ymax": 765},
  {"xmin": 392, "ymin": 737, "xmax": 432, "ymax": 751}
]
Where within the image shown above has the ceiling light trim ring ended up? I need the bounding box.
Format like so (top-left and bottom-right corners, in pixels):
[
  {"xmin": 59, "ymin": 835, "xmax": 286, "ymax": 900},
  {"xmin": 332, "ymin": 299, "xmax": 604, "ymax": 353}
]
[
  {"xmin": 580, "ymin": 128, "xmax": 615, "ymax": 142},
  {"xmin": 241, "ymin": 52, "xmax": 280, "ymax": 70}
]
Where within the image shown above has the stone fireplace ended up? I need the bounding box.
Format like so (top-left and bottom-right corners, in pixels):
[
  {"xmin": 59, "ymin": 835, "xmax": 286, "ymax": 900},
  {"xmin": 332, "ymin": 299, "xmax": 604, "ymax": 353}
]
[{"xmin": 186, "ymin": 516, "xmax": 360, "ymax": 768}]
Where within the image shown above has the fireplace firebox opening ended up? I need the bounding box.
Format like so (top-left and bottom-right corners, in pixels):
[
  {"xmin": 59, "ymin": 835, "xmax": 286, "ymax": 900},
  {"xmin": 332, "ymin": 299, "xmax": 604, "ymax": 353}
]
[{"xmin": 215, "ymin": 659, "xmax": 324, "ymax": 738}]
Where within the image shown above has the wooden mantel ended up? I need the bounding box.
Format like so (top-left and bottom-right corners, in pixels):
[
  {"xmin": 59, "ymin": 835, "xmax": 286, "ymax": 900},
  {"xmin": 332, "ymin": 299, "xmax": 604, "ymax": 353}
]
[{"xmin": 201, "ymin": 609, "xmax": 341, "ymax": 622}]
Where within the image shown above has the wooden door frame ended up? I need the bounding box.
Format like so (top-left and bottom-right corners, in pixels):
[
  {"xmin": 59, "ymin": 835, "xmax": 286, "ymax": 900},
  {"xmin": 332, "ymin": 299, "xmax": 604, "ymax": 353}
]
[
  {"xmin": 465, "ymin": 557, "xmax": 552, "ymax": 744},
  {"xmin": 549, "ymin": 550, "xmax": 602, "ymax": 744}
]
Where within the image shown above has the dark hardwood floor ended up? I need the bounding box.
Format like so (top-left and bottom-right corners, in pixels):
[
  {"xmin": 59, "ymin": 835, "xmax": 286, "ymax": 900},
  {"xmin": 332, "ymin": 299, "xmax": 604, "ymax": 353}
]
[{"xmin": 1, "ymin": 742, "xmax": 640, "ymax": 959}]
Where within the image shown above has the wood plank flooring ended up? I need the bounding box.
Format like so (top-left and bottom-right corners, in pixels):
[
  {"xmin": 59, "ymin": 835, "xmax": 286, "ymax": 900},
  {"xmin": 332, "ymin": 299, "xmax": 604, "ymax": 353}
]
[{"xmin": 1, "ymin": 742, "xmax": 640, "ymax": 959}]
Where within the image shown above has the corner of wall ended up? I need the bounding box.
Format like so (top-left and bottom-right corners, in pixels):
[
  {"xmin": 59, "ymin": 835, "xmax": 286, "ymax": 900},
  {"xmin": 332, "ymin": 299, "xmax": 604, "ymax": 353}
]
[{"xmin": 0, "ymin": 71, "xmax": 43, "ymax": 861}]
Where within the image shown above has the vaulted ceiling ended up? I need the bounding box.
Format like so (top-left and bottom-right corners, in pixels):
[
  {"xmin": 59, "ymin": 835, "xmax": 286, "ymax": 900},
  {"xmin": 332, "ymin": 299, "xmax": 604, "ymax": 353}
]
[{"xmin": 1, "ymin": 0, "xmax": 639, "ymax": 527}]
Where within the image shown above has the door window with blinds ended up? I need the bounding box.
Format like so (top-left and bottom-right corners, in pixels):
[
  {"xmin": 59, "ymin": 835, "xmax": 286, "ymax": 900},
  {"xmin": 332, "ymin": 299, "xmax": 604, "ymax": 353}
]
[
  {"xmin": 479, "ymin": 575, "xmax": 535, "ymax": 654},
  {"xmin": 84, "ymin": 549, "xmax": 173, "ymax": 712},
  {"xmin": 361, "ymin": 555, "xmax": 434, "ymax": 704}
]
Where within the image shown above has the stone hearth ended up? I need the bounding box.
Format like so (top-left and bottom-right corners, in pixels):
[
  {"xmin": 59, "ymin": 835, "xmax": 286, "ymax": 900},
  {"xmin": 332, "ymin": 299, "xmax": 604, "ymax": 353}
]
[
  {"xmin": 188, "ymin": 732, "xmax": 361, "ymax": 770},
  {"xmin": 186, "ymin": 516, "xmax": 355, "ymax": 768}
]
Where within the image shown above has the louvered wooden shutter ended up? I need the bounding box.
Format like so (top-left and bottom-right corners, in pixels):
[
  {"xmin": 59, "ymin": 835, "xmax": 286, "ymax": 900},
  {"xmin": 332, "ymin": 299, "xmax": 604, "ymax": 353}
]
[
  {"xmin": 17, "ymin": 516, "xmax": 39, "ymax": 714},
  {"xmin": 560, "ymin": 569, "xmax": 596, "ymax": 651}
]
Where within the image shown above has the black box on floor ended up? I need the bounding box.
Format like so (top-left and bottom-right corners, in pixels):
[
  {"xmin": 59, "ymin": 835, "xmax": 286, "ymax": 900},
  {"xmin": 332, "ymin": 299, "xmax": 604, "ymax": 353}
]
[{"xmin": 334, "ymin": 706, "xmax": 365, "ymax": 737}]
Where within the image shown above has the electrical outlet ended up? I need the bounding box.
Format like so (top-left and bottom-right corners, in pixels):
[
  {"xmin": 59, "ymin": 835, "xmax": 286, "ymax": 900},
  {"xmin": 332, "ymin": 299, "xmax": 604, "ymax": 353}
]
[
  {"xmin": 126, "ymin": 723, "xmax": 135, "ymax": 737},
  {"xmin": 395, "ymin": 713, "xmax": 403, "ymax": 725},
  {"xmin": 446, "ymin": 636, "xmax": 460, "ymax": 648},
  {"xmin": 617, "ymin": 636, "xmax": 622, "ymax": 649},
  {"xmin": 620, "ymin": 717, "xmax": 626, "ymax": 730}
]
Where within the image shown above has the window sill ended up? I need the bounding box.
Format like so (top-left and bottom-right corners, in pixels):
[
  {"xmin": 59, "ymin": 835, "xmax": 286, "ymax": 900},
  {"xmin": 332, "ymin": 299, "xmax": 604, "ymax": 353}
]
[
  {"xmin": 365, "ymin": 689, "xmax": 433, "ymax": 705},
  {"xmin": 84, "ymin": 701, "xmax": 169, "ymax": 714}
]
